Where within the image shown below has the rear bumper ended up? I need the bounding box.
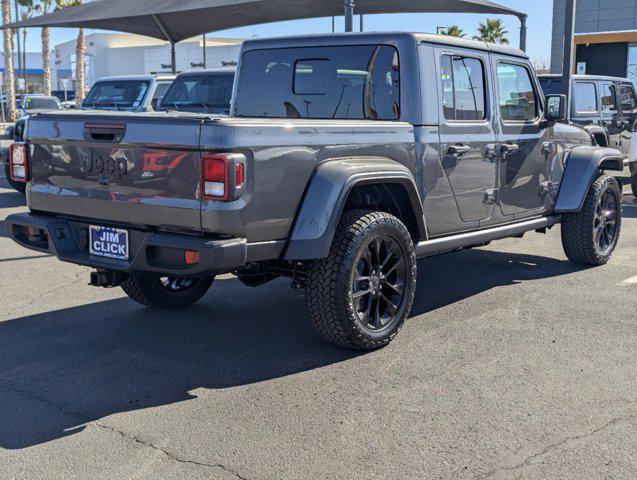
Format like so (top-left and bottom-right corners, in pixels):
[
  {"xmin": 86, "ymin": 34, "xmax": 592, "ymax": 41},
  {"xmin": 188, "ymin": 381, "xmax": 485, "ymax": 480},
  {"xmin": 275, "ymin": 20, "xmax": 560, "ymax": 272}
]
[{"xmin": 6, "ymin": 212, "xmax": 253, "ymax": 277}]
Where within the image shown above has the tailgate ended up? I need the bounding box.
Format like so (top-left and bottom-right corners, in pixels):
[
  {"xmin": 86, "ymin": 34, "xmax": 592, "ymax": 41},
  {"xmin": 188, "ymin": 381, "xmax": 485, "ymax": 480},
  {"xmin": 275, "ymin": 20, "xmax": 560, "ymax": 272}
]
[{"xmin": 26, "ymin": 113, "xmax": 204, "ymax": 233}]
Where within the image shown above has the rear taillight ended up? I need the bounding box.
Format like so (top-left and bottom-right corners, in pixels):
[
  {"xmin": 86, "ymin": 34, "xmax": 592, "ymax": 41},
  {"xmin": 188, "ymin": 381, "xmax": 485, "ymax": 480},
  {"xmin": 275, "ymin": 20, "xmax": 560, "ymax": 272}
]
[
  {"xmin": 9, "ymin": 143, "xmax": 29, "ymax": 182},
  {"xmin": 201, "ymin": 153, "xmax": 246, "ymax": 201},
  {"xmin": 202, "ymin": 155, "xmax": 229, "ymax": 200}
]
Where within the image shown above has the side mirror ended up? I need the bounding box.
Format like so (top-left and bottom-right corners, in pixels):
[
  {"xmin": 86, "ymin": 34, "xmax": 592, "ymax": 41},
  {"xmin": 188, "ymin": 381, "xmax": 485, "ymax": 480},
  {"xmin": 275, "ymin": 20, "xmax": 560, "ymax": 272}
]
[{"xmin": 545, "ymin": 94, "xmax": 568, "ymax": 123}]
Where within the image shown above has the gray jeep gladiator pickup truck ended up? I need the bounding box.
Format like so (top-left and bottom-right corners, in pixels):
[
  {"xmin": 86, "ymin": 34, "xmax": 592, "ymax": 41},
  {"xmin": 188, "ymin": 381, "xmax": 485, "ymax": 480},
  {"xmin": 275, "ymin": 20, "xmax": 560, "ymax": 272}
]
[{"xmin": 6, "ymin": 33, "xmax": 625, "ymax": 350}]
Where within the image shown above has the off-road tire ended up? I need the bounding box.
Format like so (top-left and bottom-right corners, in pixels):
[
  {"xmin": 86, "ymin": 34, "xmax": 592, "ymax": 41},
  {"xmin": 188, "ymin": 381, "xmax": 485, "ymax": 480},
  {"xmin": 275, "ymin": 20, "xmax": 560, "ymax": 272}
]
[
  {"xmin": 121, "ymin": 275, "xmax": 214, "ymax": 309},
  {"xmin": 305, "ymin": 210, "xmax": 417, "ymax": 350},
  {"xmin": 561, "ymin": 174, "xmax": 622, "ymax": 266},
  {"xmin": 4, "ymin": 163, "xmax": 26, "ymax": 193}
]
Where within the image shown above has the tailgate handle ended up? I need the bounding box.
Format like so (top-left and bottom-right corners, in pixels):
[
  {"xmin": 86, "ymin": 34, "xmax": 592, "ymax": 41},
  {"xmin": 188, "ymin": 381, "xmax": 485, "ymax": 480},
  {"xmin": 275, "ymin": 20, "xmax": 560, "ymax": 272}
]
[{"xmin": 83, "ymin": 123, "xmax": 126, "ymax": 143}]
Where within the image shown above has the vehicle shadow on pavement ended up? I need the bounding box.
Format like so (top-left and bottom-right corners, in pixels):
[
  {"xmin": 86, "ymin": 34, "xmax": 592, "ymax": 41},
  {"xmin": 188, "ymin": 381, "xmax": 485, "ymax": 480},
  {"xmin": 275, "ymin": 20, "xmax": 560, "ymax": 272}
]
[
  {"xmin": 0, "ymin": 190, "xmax": 26, "ymax": 209},
  {"xmin": 0, "ymin": 249, "xmax": 586, "ymax": 450},
  {"xmin": 411, "ymin": 247, "xmax": 589, "ymax": 315}
]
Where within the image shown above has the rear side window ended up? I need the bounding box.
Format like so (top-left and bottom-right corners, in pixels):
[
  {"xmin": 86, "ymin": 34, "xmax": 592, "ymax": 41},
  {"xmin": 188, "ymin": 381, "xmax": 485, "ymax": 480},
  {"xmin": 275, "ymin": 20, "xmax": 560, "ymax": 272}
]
[
  {"xmin": 573, "ymin": 82, "xmax": 597, "ymax": 114},
  {"xmin": 620, "ymin": 84, "xmax": 636, "ymax": 111},
  {"xmin": 497, "ymin": 63, "xmax": 538, "ymax": 122},
  {"xmin": 601, "ymin": 83, "xmax": 617, "ymax": 113},
  {"xmin": 235, "ymin": 45, "xmax": 400, "ymax": 120},
  {"xmin": 440, "ymin": 55, "xmax": 486, "ymax": 121}
]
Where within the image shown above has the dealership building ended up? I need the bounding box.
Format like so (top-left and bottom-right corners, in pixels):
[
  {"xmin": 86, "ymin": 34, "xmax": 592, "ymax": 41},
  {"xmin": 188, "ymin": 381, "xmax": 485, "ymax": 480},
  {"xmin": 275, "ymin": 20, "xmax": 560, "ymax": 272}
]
[
  {"xmin": 552, "ymin": 0, "xmax": 637, "ymax": 82},
  {"xmin": 51, "ymin": 33, "xmax": 243, "ymax": 92}
]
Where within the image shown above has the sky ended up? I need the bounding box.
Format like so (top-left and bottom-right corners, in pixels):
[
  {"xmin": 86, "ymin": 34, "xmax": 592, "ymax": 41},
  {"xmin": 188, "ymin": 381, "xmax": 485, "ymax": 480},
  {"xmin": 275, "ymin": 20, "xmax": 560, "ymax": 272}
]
[{"xmin": 16, "ymin": 0, "xmax": 554, "ymax": 62}]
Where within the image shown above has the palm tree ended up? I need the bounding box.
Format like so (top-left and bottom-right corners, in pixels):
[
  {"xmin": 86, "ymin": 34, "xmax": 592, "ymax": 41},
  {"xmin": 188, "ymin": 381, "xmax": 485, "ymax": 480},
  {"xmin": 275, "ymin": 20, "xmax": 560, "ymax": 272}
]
[
  {"xmin": 57, "ymin": 0, "xmax": 84, "ymax": 104},
  {"xmin": 2, "ymin": 0, "xmax": 16, "ymax": 122},
  {"xmin": 444, "ymin": 25, "xmax": 465, "ymax": 38},
  {"xmin": 33, "ymin": 0, "xmax": 59, "ymax": 96},
  {"xmin": 474, "ymin": 18, "xmax": 510, "ymax": 45},
  {"xmin": 17, "ymin": 0, "xmax": 37, "ymax": 93}
]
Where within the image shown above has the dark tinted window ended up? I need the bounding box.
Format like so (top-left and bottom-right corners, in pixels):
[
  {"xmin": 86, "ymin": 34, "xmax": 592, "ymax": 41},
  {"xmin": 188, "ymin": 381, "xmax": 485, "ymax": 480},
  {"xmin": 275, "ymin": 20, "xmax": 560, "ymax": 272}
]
[
  {"xmin": 153, "ymin": 83, "xmax": 171, "ymax": 101},
  {"xmin": 160, "ymin": 73, "xmax": 234, "ymax": 113},
  {"xmin": 23, "ymin": 97, "xmax": 61, "ymax": 110},
  {"xmin": 573, "ymin": 82, "xmax": 597, "ymax": 113},
  {"xmin": 441, "ymin": 55, "xmax": 486, "ymax": 120},
  {"xmin": 497, "ymin": 63, "xmax": 538, "ymax": 121},
  {"xmin": 538, "ymin": 77, "xmax": 563, "ymax": 95},
  {"xmin": 601, "ymin": 83, "xmax": 617, "ymax": 113},
  {"xmin": 620, "ymin": 84, "xmax": 636, "ymax": 111},
  {"xmin": 235, "ymin": 45, "xmax": 400, "ymax": 120},
  {"xmin": 84, "ymin": 80, "xmax": 151, "ymax": 109}
]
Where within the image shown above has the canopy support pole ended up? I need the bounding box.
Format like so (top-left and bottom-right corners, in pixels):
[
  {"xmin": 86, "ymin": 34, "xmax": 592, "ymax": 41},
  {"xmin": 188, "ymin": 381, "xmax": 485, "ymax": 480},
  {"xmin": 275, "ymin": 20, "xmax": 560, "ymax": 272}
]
[
  {"xmin": 519, "ymin": 15, "xmax": 527, "ymax": 52},
  {"xmin": 203, "ymin": 33, "xmax": 207, "ymax": 69},
  {"xmin": 561, "ymin": 0, "xmax": 576, "ymax": 121},
  {"xmin": 360, "ymin": 14, "xmax": 364, "ymax": 32},
  {"xmin": 344, "ymin": 0, "xmax": 355, "ymax": 32},
  {"xmin": 153, "ymin": 14, "xmax": 177, "ymax": 74}
]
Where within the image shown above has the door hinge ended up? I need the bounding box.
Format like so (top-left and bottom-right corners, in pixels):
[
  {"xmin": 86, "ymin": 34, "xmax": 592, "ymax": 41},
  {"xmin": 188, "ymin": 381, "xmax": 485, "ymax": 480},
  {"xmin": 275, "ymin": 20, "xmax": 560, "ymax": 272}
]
[{"xmin": 483, "ymin": 189, "xmax": 499, "ymax": 205}]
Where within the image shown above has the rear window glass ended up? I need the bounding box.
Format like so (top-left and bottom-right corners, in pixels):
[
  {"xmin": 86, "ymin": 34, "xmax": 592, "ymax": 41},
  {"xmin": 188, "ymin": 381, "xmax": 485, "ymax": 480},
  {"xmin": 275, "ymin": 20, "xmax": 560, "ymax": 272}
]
[
  {"xmin": 620, "ymin": 84, "xmax": 636, "ymax": 111},
  {"xmin": 601, "ymin": 83, "xmax": 617, "ymax": 113},
  {"xmin": 441, "ymin": 55, "xmax": 486, "ymax": 121},
  {"xmin": 160, "ymin": 73, "xmax": 234, "ymax": 113},
  {"xmin": 23, "ymin": 97, "xmax": 61, "ymax": 110},
  {"xmin": 235, "ymin": 45, "xmax": 400, "ymax": 120},
  {"xmin": 84, "ymin": 80, "xmax": 150, "ymax": 109},
  {"xmin": 573, "ymin": 82, "xmax": 597, "ymax": 113}
]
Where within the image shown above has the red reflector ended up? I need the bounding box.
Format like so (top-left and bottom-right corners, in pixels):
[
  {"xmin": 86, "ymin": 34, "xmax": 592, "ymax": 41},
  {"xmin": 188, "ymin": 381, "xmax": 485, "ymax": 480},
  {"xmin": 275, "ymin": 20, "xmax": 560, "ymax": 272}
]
[
  {"xmin": 235, "ymin": 163, "xmax": 244, "ymax": 187},
  {"xmin": 184, "ymin": 250, "xmax": 200, "ymax": 265}
]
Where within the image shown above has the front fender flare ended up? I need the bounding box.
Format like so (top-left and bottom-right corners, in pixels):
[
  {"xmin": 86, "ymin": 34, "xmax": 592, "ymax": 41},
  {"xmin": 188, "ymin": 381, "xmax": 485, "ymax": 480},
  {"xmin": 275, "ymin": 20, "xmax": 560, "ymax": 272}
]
[
  {"xmin": 284, "ymin": 158, "xmax": 425, "ymax": 260},
  {"xmin": 554, "ymin": 146, "xmax": 624, "ymax": 213}
]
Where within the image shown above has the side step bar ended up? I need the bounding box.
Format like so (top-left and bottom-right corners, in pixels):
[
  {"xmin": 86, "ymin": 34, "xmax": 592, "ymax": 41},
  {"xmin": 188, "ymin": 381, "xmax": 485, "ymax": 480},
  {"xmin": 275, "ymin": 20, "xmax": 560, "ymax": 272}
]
[{"xmin": 416, "ymin": 216, "xmax": 561, "ymax": 257}]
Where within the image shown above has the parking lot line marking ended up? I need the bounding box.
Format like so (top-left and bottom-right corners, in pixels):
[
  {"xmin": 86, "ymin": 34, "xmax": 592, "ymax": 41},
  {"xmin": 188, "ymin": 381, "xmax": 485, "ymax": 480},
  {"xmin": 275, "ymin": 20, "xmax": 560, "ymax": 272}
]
[{"xmin": 620, "ymin": 276, "xmax": 637, "ymax": 285}]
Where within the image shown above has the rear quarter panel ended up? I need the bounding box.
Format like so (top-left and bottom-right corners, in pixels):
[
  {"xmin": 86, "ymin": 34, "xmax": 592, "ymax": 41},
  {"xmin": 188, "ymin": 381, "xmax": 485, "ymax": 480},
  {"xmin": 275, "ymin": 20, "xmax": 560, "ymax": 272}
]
[{"xmin": 199, "ymin": 118, "xmax": 417, "ymax": 242}]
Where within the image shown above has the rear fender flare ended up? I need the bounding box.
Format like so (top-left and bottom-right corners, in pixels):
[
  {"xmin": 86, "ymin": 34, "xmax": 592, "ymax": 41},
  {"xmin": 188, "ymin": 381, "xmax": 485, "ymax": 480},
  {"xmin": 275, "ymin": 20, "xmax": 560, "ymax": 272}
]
[
  {"xmin": 284, "ymin": 158, "xmax": 425, "ymax": 260},
  {"xmin": 554, "ymin": 146, "xmax": 624, "ymax": 213}
]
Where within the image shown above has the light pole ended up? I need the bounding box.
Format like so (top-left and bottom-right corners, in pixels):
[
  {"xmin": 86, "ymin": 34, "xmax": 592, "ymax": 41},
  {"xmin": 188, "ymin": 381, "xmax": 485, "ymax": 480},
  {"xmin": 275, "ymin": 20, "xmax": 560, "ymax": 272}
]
[{"xmin": 561, "ymin": 0, "xmax": 576, "ymax": 118}]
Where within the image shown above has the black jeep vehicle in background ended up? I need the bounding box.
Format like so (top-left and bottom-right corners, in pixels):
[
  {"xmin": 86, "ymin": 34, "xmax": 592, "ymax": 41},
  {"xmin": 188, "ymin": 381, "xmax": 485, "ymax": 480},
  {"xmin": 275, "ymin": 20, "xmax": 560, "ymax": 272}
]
[{"xmin": 539, "ymin": 74, "xmax": 637, "ymax": 197}]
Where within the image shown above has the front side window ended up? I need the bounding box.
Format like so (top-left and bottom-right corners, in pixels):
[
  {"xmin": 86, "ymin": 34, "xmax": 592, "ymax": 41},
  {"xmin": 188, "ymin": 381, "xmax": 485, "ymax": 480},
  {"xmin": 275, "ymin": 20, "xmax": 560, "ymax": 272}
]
[
  {"xmin": 235, "ymin": 45, "xmax": 400, "ymax": 120},
  {"xmin": 573, "ymin": 82, "xmax": 597, "ymax": 114},
  {"xmin": 440, "ymin": 55, "xmax": 486, "ymax": 121},
  {"xmin": 497, "ymin": 63, "xmax": 538, "ymax": 122},
  {"xmin": 619, "ymin": 84, "xmax": 636, "ymax": 111},
  {"xmin": 84, "ymin": 80, "xmax": 150, "ymax": 109},
  {"xmin": 601, "ymin": 83, "xmax": 617, "ymax": 113}
]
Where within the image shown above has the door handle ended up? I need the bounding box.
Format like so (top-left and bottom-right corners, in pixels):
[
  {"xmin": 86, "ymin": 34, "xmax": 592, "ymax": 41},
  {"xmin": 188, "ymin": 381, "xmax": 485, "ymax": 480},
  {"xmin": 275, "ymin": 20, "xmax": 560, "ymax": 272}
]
[
  {"xmin": 500, "ymin": 143, "xmax": 519, "ymax": 154},
  {"xmin": 447, "ymin": 144, "xmax": 471, "ymax": 156}
]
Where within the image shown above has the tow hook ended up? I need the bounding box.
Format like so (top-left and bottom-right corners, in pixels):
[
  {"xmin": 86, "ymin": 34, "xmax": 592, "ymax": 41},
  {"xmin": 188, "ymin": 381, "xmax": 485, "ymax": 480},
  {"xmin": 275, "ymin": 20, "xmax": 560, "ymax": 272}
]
[{"xmin": 90, "ymin": 269, "xmax": 126, "ymax": 288}]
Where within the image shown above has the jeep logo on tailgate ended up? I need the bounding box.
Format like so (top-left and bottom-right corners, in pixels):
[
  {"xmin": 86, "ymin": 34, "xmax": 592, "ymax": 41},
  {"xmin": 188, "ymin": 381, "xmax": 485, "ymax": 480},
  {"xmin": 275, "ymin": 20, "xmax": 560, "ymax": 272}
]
[{"xmin": 81, "ymin": 152, "xmax": 128, "ymax": 178}]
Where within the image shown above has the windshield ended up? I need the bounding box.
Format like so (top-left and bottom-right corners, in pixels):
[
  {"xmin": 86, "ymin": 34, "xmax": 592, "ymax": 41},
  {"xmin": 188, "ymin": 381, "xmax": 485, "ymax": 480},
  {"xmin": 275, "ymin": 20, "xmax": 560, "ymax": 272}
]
[
  {"xmin": 83, "ymin": 80, "xmax": 151, "ymax": 110},
  {"xmin": 23, "ymin": 97, "xmax": 61, "ymax": 110},
  {"xmin": 539, "ymin": 77, "xmax": 563, "ymax": 96},
  {"xmin": 159, "ymin": 73, "xmax": 234, "ymax": 113}
]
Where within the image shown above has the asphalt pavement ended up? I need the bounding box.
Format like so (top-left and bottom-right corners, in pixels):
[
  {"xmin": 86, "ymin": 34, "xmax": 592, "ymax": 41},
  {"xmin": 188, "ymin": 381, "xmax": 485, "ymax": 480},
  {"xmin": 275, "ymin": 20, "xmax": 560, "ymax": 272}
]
[{"xmin": 0, "ymin": 175, "xmax": 635, "ymax": 480}]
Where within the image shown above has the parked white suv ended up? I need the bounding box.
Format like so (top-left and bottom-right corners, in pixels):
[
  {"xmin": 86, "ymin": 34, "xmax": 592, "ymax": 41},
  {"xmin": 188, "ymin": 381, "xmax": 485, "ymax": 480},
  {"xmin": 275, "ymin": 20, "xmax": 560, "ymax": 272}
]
[{"xmin": 82, "ymin": 75, "xmax": 175, "ymax": 112}]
